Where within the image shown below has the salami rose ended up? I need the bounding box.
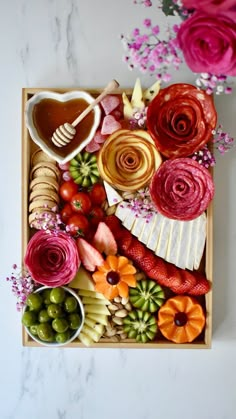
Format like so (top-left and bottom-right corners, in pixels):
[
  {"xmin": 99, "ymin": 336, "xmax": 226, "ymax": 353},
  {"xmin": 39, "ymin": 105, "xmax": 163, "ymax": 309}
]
[
  {"xmin": 182, "ymin": 0, "xmax": 236, "ymax": 13},
  {"xmin": 146, "ymin": 84, "xmax": 217, "ymax": 159},
  {"xmin": 24, "ymin": 230, "xmax": 80, "ymax": 286},
  {"xmin": 149, "ymin": 158, "xmax": 214, "ymax": 221}
]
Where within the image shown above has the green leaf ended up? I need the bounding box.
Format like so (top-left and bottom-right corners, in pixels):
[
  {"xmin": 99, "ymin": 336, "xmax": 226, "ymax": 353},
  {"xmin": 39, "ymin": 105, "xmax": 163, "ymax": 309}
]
[{"xmin": 162, "ymin": 0, "xmax": 180, "ymax": 16}]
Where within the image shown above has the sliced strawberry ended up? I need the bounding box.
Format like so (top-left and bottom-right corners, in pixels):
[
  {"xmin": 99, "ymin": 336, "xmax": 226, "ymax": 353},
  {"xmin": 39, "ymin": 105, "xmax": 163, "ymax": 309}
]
[
  {"xmin": 93, "ymin": 222, "xmax": 117, "ymax": 256},
  {"xmin": 77, "ymin": 238, "xmax": 104, "ymax": 271},
  {"xmin": 100, "ymin": 95, "xmax": 120, "ymax": 115},
  {"xmin": 118, "ymin": 230, "xmax": 133, "ymax": 252},
  {"xmin": 170, "ymin": 270, "xmax": 197, "ymax": 294},
  {"xmin": 101, "ymin": 115, "xmax": 122, "ymax": 135},
  {"xmin": 85, "ymin": 138, "xmax": 101, "ymax": 153},
  {"xmin": 188, "ymin": 276, "xmax": 211, "ymax": 296}
]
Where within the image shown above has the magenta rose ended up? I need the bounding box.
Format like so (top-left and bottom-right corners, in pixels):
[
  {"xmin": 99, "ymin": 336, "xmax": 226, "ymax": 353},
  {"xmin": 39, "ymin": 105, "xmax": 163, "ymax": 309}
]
[
  {"xmin": 182, "ymin": 0, "xmax": 236, "ymax": 13},
  {"xmin": 177, "ymin": 12, "xmax": 236, "ymax": 76},
  {"xmin": 24, "ymin": 230, "xmax": 80, "ymax": 286}
]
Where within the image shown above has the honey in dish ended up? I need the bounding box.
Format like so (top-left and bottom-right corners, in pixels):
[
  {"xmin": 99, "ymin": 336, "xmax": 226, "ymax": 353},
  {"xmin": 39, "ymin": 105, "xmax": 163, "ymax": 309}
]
[{"xmin": 32, "ymin": 98, "xmax": 95, "ymax": 157}]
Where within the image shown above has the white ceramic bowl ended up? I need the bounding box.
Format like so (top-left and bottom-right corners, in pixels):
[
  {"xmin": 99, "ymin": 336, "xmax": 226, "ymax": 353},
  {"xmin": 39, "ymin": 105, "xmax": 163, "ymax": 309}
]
[
  {"xmin": 25, "ymin": 90, "xmax": 101, "ymax": 164},
  {"xmin": 22, "ymin": 286, "xmax": 85, "ymax": 347}
]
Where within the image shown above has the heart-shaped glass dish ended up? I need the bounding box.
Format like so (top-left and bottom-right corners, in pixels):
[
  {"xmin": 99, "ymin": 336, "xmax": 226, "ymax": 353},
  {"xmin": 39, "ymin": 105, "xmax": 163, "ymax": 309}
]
[{"xmin": 25, "ymin": 90, "xmax": 101, "ymax": 163}]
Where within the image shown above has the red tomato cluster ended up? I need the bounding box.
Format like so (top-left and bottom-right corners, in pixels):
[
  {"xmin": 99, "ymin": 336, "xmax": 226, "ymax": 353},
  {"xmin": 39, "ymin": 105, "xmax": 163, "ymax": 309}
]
[{"xmin": 59, "ymin": 181, "xmax": 107, "ymax": 238}]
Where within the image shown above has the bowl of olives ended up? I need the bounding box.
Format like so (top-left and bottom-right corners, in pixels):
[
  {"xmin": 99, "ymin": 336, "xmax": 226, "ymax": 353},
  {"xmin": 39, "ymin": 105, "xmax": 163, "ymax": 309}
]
[{"xmin": 22, "ymin": 286, "xmax": 85, "ymax": 346}]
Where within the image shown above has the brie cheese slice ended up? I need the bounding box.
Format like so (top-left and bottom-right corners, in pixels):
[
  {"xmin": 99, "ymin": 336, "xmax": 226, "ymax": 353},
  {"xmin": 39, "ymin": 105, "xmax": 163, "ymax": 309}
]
[{"xmin": 103, "ymin": 181, "xmax": 123, "ymax": 206}]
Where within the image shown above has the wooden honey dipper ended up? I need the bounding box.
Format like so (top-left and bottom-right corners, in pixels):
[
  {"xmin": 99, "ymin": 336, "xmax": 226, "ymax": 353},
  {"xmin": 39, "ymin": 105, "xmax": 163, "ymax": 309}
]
[{"xmin": 51, "ymin": 79, "xmax": 120, "ymax": 147}]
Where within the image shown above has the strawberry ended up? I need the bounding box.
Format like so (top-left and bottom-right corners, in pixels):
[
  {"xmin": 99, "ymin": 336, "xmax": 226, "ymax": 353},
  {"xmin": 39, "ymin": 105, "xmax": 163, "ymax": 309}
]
[
  {"xmin": 170, "ymin": 270, "xmax": 197, "ymax": 294},
  {"xmin": 188, "ymin": 276, "xmax": 211, "ymax": 296},
  {"xmin": 105, "ymin": 215, "xmax": 121, "ymax": 234},
  {"xmin": 166, "ymin": 263, "xmax": 183, "ymax": 288},
  {"xmin": 137, "ymin": 252, "xmax": 157, "ymax": 273},
  {"xmin": 93, "ymin": 222, "xmax": 117, "ymax": 256},
  {"xmin": 77, "ymin": 238, "xmax": 104, "ymax": 271},
  {"xmin": 147, "ymin": 259, "xmax": 169, "ymax": 286},
  {"xmin": 125, "ymin": 238, "xmax": 146, "ymax": 262},
  {"xmin": 118, "ymin": 230, "xmax": 133, "ymax": 252}
]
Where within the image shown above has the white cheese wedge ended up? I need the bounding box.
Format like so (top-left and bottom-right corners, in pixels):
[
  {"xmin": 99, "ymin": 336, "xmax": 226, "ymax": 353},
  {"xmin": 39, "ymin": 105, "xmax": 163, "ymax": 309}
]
[
  {"xmin": 131, "ymin": 78, "xmax": 145, "ymax": 109},
  {"xmin": 131, "ymin": 216, "xmax": 147, "ymax": 238},
  {"xmin": 155, "ymin": 217, "xmax": 172, "ymax": 259},
  {"xmin": 103, "ymin": 181, "xmax": 123, "ymax": 206},
  {"xmin": 193, "ymin": 212, "xmax": 207, "ymax": 269},
  {"xmin": 123, "ymin": 210, "xmax": 137, "ymax": 231},
  {"xmin": 175, "ymin": 221, "xmax": 193, "ymax": 269},
  {"xmin": 146, "ymin": 213, "xmax": 162, "ymax": 251},
  {"xmin": 143, "ymin": 80, "xmax": 161, "ymax": 104},
  {"xmin": 115, "ymin": 204, "xmax": 131, "ymax": 222},
  {"xmin": 122, "ymin": 92, "xmax": 133, "ymax": 119},
  {"xmin": 184, "ymin": 220, "xmax": 194, "ymax": 270},
  {"xmin": 138, "ymin": 214, "xmax": 155, "ymax": 244}
]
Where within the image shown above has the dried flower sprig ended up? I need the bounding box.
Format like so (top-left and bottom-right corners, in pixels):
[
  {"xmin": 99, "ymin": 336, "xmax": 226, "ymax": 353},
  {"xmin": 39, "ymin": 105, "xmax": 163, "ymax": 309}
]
[
  {"xmin": 121, "ymin": 20, "xmax": 183, "ymax": 82},
  {"xmin": 190, "ymin": 145, "xmax": 216, "ymax": 169},
  {"xmin": 212, "ymin": 125, "xmax": 235, "ymax": 155},
  {"xmin": 196, "ymin": 73, "xmax": 233, "ymax": 95},
  {"xmin": 129, "ymin": 107, "xmax": 147, "ymax": 129},
  {"xmin": 6, "ymin": 265, "xmax": 36, "ymax": 311},
  {"xmin": 30, "ymin": 207, "xmax": 65, "ymax": 234},
  {"xmin": 121, "ymin": 187, "xmax": 157, "ymax": 222}
]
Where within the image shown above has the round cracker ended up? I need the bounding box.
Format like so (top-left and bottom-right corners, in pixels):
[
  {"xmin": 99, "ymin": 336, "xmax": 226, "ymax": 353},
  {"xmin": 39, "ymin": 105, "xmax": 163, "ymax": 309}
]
[
  {"xmin": 29, "ymin": 188, "xmax": 59, "ymax": 203},
  {"xmin": 29, "ymin": 176, "xmax": 59, "ymax": 192},
  {"xmin": 30, "ymin": 162, "xmax": 60, "ymax": 181},
  {"xmin": 28, "ymin": 209, "xmax": 57, "ymax": 229},
  {"xmin": 31, "ymin": 148, "xmax": 56, "ymax": 166},
  {"xmin": 29, "ymin": 199, "xmax": 58, "ymax": 213}
]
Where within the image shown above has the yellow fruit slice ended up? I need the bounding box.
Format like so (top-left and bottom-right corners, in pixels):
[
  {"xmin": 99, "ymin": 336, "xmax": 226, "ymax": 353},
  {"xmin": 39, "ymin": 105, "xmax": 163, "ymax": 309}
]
[
  {"xmin": 69, "ymin": 267, "xmax": 95, "ymax": 291},
  {"xmin": 81, "ymin": 297, "xmax": 110, "ymax": 306},
  {"xmin": 86, "ymin": 313, "xmax": 109, "ymax": 326},
  {"xmin": 84, "ymin": 305, "xmax": 110, "ymax": 315},
  {"xmin": 78, "ymin": 289, "xmax": 107, "ymax": 300}
]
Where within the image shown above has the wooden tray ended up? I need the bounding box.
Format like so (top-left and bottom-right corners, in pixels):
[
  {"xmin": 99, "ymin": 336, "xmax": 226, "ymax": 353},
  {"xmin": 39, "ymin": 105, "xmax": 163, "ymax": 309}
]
[{"xmin": 21, "ymin": 87, "xmax": 213, "ymax": 348}]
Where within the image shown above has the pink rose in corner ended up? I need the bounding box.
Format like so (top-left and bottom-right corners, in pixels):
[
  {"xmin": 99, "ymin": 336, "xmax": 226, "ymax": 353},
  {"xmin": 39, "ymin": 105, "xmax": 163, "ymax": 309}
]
[
  {"xmin": 24, "ymin": 230, "xmax": 80, "ymax": 286},
  {"xmin": 177, "ymin": 12, "xmax": 236, "ymax": 76},
  {"xmin": 182, "ymin": 0, "xmax": 236, "ymax": 13}
]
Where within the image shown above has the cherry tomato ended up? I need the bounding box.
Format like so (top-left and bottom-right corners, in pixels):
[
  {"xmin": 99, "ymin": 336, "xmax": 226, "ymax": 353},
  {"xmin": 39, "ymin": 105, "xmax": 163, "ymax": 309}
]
[
  {"xmin": 90, "ymin": 184, "xmax": 106, "ymax": 206},
  {"xmin": 59, "ymin": 181, "xmax": 78, "ymax": 202},
  {"xmin": 60, "ymin": 203, "xmax": 74, "ymax": 223},
  {"xmin": 67, "ymin": 214, "xmax": 89, "ymax": 236},
  {"xmin": 70, "ymin": 192, "xmax": 92, "ymax": 214},
  {"xmin": 89, "ymin": 206, "xmax": 105, "ymax": 227}
]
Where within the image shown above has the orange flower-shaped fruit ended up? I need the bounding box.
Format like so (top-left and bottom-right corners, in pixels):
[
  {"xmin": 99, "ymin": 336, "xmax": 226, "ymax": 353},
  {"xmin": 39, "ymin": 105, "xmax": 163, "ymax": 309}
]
[
  {"xmin": 158, "ymin": 296, "xmax": 205, "ymax": 344},
  {"xmin": 92, "ymin": 255, "xmax": 137, "ymax": 300}
]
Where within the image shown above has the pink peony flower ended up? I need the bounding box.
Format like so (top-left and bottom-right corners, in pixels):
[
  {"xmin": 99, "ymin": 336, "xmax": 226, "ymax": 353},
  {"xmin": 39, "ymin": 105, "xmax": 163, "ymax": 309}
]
[
  {"xmin": 24, "ymin": 231, "xmax": 80, "ymax": 287},
  {"xmin": 182, "ymin": 0, "xmax": 236, "ymax": 13},
  {"xmin": 177, "ymin": 12, "xmax": 236, "ymax": 76}
]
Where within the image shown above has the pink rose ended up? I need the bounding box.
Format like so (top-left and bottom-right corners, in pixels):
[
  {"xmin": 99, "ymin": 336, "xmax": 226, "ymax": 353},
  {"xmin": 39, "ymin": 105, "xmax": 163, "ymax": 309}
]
[
  {"xmin": 182, "ymin": 0, "xmax": 236, "ymax": 13},
  {"xmin": 24, "ymin": 230, "xmax": 80, "ymax": 286},
  {"xmin": 177, "ymin": 12, "xmax": 236, "ymax": 76}
]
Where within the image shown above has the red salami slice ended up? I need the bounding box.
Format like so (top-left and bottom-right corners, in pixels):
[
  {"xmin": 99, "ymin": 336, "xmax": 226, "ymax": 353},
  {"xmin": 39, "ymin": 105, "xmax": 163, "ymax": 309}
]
[
  {"xmin": 146, "ymin": 83, "xmax": 217, "ymax": 158},
  {"xmin": 149, "ymin": 158, "xmax": 214, "ymax": 221}
]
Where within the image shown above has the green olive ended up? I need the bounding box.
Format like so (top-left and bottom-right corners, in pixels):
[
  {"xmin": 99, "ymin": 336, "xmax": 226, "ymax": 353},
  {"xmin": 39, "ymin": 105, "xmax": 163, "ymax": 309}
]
[
  {"xmin": 47, "ymin": 304, "xmax": 64, "ymax": 319},
  {"xmin": 38, "ymin": 309, "xmax": 51, "ymax": 323},
  {"xmin": 22, "ymin": 311, "xmax": 37, "ymax": 327},
  {"xmin": 42, "ymin": 289, "xmax": 52, "ymax": 305},
  {"xmin": 26, "ymin": 293, "xmax": 43, "ymax": 311},
  {"xmin": 64, "ymin": 296, "xmax": 78, "ymax": 313},
  {"xmin": 68, "ymin": 313, "xmax": 81, "ymax": 330},
  {"xmin": 37, "ymin": 323, "xmax": 55, "ymax": 342},
  {"xmin": 55, "ymin": 330, "xmax": 71, "ymax": 344},
  {"xmin": 52, "ymin": 318, "xmax": 69, "ymax": 333},
  {"xmin": 50, "ymin": 287, "xmax": 66, "ymax": 304}
]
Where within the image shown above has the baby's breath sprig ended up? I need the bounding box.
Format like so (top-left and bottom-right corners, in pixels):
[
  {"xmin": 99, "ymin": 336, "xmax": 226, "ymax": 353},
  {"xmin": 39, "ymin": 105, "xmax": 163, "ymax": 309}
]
[
  {"xmin": 6, "ymin": 265, "xmax": 36, "ymax": 311},
  {"xmin": 121, "ymin": 187, "xmax": 157, "ymax": 222},
  {"xmin": 129, "ymin": 107, "xmax": 147, "ymax": 129},
  {"xmin": 196, "ymin": 73, "xmax": 233, "ymax": 95},
  {"xmin": 190, "ymin": 145, "xmax": 216, "ymax": 169},
  {"xmin": 121, "ymin": 19, "xmax": 183, "ymax": 83},
  {"xmin": 212, "ymin": 125, "xmax": 235, "ymax": 155}
]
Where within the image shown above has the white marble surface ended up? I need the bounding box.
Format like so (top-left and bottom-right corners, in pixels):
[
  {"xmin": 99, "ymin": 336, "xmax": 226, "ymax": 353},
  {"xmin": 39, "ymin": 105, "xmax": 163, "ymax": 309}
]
[{"xmin": 0, "ymin": 1, "xmax": 236, "ymax": 418}]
